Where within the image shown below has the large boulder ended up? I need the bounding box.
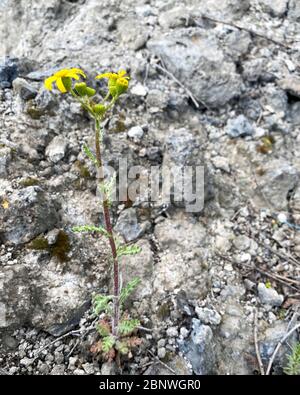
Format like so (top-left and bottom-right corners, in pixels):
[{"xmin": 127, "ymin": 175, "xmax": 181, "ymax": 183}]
[{"xmin": 147, "ymin": 28, "xmax": 243, "ymax": 108}]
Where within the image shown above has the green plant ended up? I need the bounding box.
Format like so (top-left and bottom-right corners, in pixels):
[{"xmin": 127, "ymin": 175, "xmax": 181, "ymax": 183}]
[
  {"xmin": 44, "ymin": 68, "xmax": 142, "ymax": 359},
  {"xmin": 284, "ymin": 343, "xmax": 300, "ymax": 375}
]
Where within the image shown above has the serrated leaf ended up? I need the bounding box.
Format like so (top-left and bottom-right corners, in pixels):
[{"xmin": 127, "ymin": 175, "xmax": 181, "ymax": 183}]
[
  {"xmin": 102, "ymin": 335, "xmax": 115, "ymax": 353},
  {"xmin": 118, "ymin": 318, "xmax": 140, "ymax": 336},
  {"xmin": 92, "ymin": 294, "xmax": 113, "ymax": 315},
  {"xmin": 115, "ymin": 340, "xmax": 129, "ymax": 355},
  {"xmin": 72, "ymin": 225, "xmax": 110, "ymax": 237},
  {"xmin": 119, "ymin": 277, "xmax": 141, "ymax": 305},
  {"xmin": 83, "ymin": 144, "xmax": 98, "ymax": 166},
  {"xmin": 96, "ymin": 319, "xmax": 111, "ymax": 337},
  {"xmin": 117, "ymin": 244, "xmax": 142, "ymax": 258}
]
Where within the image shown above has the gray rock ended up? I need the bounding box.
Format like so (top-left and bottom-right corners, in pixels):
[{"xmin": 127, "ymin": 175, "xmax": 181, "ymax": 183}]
[
  {"xmin": 127, "ymin": 126, "xmax": 144, "ymax": 142},
  {"xmin": 258, "ymin": 283, "xmax": 284, "ymax": 306},
  {"xmin": 13, "ymin": 77, "xmax": 38, "ymax": 100},
  {"xmin": 0, "ymin": 186, "xmax": 59, "ymax": 245},
  {"xmin": 0, "ymin": 57, "xmax": 36, "ymax": 88},
  {"xmin": 166, "ymin": 326, "xmax": 178, "ymax": 338},
  {"xmin": 288, "ymin": 0, "xmax": 300, "ymax": 20},
  {"xmin": 0, "ymin": 146, "xmax": 12, "ymax": 178},
  {"xmin": 157, "ymin": 347, "xmax": 166, "ymax": 359},
  {"xmin": 233, "ymin": 235, "xmax": 251, "ymax": 251},
  {"xmin": 162, "ymin": 128, "xmax": 211, "ymax": 211},
  {"xmin": 178, "ymin": 319, "xmax": 216, "ymax": 375},
  {"xmin": 0, "ymin": 57, "xmax": 19, "ymax": 88},
  {"xmin": 288, "ymin": 102, "xmax": 300, "ymax": 125},
  {"xmin": 197, "ymin": 0, "xmax": 250, "ymax": 20},
  {"xmin": 260, "ymin": 0, "xmax": 289, "ymax": 17},
  {"xmin": 45, "ymin": 136, "xmax": 68, "ymax": 163},
  {"xmin": 260, "ymin": 321, "xmax": 298, "ymax": 370},
  {"xmin": 147, "ymin": 28, "xmax": 243, "ymax": 108},
  {"xmin": 158, "ymin": 7, "xmax": 193, "ymax": 29},
  {"xmin": 115, "ymin": 208, "xmax": 146, "ymax": 242},
  {"xmin": 195, "ymin": 307, "xmax": 221, "ymax": 325},
  {"xmin": 226, "ymin": 115, "xmax": 254, "ymax": 138},
  {"xmin": 101, "ymin": 362, "xmax": 117, "ymax": 375},
  {"xmin": 50, "ymin": 365, "xmax": 65, "ymax": 375},
  {"xmin": 254, "ymin": 160, "xmax": 299, "ymax": 211},
  {"xmin": 278, "ymin": 76, "xmax": 300, "ymax": 98}
]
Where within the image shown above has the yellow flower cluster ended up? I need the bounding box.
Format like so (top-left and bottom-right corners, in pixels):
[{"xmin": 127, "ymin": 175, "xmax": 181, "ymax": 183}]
[{"xmin": 44, "ymin": 68, "xmax": 130, "ymax": 98}]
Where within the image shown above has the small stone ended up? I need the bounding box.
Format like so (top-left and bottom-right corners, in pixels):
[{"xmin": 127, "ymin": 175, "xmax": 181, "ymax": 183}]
[
  {"xmin": 180, "ymin": 327, "xmax": 189, "ymax": 338},
  {"xmin": 233, "ymin": 235, "xmax": 251, "ymax": 251},
  {"xmin": 82, "ymin": 363, "xmax": 95, "ymax": 375},
  {"xmin": 45, "ymin": 136, "xmax": 68, "ymax": 163},
  {"xmin": 127, "ymin": 126, "xmax": 144, "ymax": 142},
  {"xmin": 157, "ymin": 338, "xmax": 166, "ymax": 348},
  {"xmin": 166, "ymin": 326, "xmax": 178, "ymax": 338},
  {"xmin": 131, "ymin": 83, "xmax": 148, "ymax": 97},
  {"xmin": 101, "ymin": 362, "xmax": 117, "ymax": 375},
  {"xmin": 195, "ymin": 307, "xmax": 222, "ymax": 325},
  {"xmin": 211, "ymin": 156, "xmax": 230, "ymax": 173},
  {"xmin": 20, "ymin": 357, "xmax": 33, "ymax": 368},
  {"xmin": 258, "ymin": 283, "xmax": 284, "ymax": 307},
  {"xmin": 50, "ymin": 365, "xmax": 65, "ymax": 375},
  {"xmin": 157, "ymin": 347, "xmax": 166, "ymax": 359},
  {"xmin": 226, "ymin": 115, "xmax": 254, "ymax": 138},
  {"xmin": 13, "ymin": 77, "xmax": 38, "ymax": 100}
]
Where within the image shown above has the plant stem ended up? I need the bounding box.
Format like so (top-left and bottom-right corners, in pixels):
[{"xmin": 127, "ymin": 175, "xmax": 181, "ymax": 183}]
[{"xmin": 94, "ymin": 118, "xmax": 120, "ymax": 336}]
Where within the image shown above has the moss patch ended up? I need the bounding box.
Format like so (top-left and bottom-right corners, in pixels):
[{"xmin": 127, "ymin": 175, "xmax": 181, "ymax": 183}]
[
  {"xmin": 20, "ymin": 177, "xmax": 40, "ymax": 187},
  {"xmin": 28, "ymin": 231, "xmax": 71, "ymax": 262}
]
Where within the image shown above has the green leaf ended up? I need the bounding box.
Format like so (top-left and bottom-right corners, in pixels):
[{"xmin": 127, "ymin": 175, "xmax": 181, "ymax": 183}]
[
  {"xmin": 115, "ymin": 340, "xmax": 129, "ymax": 355},
  {"xmin": 72, "ymin": 225, "xmax": 110, "ymax": 238},
  {"xmin": 96, "ymin": 321, "xmax": 111, "ymax": 337},
  {"xmin": 117, "ymin": 244, "xmax": 142, "ymax": 258},
  {"xmin": 102, "ymin": 335, "xmax": 115, "ymax": 353},
  {"xmin": 92, "ymin": 294, "xmax": 113, "ymax": 315},
  {"xmin": 83, "ymin": 144, "xmax": 98, "ymax": 166},
  {"xmin": 118, "ymin": 318, "xmax": 140, "ymax": 336},
  {"xmin": 119, "ymin": 277, "xmax": 141, "ymax": 305}
]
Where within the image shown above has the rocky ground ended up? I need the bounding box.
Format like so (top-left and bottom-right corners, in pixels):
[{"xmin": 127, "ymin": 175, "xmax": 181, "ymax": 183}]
[{"xmin": 1, "ymin": 0, "xmax": 300, "ymax": 375}]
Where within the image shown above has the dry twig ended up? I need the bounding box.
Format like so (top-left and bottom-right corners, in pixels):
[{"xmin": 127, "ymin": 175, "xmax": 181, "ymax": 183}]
[
  {"xmin": 254, "ymin": 308, "xmax": 265, "ymax": 375},
  {"xmin": 266, "ymin": 323, "xmax": 300, "ymax": 375}
]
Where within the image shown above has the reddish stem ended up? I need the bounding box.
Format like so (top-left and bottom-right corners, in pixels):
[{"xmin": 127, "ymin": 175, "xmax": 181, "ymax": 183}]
[{"xmin": 95, "ymin": 119, "xmax": 119, "ymax": 336}]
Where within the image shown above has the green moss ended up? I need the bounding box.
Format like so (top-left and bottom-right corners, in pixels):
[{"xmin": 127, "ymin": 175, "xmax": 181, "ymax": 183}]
[
  {"xmin": 20, "ymin": 177, "xmax": 40, "ymax": 187},
  {"xmin": 28, "ymin": 237, "xmax": 49, "ymax": 250},
  {"xmin": 157, "ymin": 302, "xmax": 171, "ymax": 320},
  {"xmin": 75, "ymin": 160, "xmax": 91, "ymax": 179},
  {"xmin": 26, "ymin": 106, "xmax": 44, "ymax": 120},
  {"xmin": 113, "ymin": 120, "xmax": 126, "ymax": 133},
  {"xmin": 28, "ymin": 231, "xmax": 71, "ymax": 263}
]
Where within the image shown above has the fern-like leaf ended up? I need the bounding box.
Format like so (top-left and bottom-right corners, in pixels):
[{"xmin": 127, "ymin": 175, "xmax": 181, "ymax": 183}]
[
  {"xmin": 102, "ymin": 335, "xmax": 115, "ymax": 353},
  {"xmin": 92, "ymin": 294, "xmax": 113, "ymax": 315},
  {"xmin": 119, "ymin": 277, "xmax": 141, "ymax": 305},
  {"xmin": 118, "ymin": 318, "xmax": 140, "ymax": 336},
  {"xmin": 72, "ymin": 224, "xmax": 110, "ymax": 237},
  {"xmin": 83, "ymin": 144, "xmax": 98, "ymax": 166},
  {"xmin": 117, "ymin": 244, "xmax": 142, "ymax": 258}
]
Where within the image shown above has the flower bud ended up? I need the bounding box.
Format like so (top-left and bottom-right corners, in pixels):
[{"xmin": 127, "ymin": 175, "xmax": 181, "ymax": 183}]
[
  {"xmin": 86, "ymin": 87, "xmax": 96, "ymax": 97},
  {"xmin": 93, "ymin": 104, "xmax": 106, "ymax": 116},
  {"xmin": 115, "ymin": 77, "xmax": 129, "ymax": 96},
  {"xmin": 74, "ymin": 82, "xmax": 88, "ymax": 96}
]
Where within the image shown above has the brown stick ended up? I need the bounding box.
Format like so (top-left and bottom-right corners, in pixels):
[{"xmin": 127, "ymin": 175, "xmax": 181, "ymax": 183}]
[
  {"xmin": 266, "ymin": 323, "xmax": 300, "ymax": 375},
  {"xmin": 94, "ymin": 119, "xmax": 120, "ymax": 336},
  {"xmin": 254, "ymin": 308, "xmax": 265, "ymax": 375}
]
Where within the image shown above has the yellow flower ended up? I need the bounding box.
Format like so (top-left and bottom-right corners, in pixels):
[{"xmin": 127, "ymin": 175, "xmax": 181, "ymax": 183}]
[
  {"xmin": 1, "ymin": 199, "xmax": 9, "ymax": 209},
  {"xmin": 95, "ymin": 70, "xmax": 129, "ymax": 97},
  {"xmin": 44, "ymin": 68, "xmax": 86, "ymax": 93}
]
